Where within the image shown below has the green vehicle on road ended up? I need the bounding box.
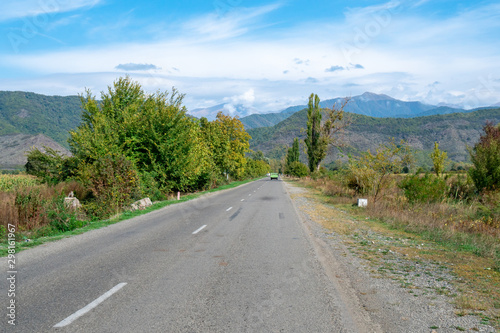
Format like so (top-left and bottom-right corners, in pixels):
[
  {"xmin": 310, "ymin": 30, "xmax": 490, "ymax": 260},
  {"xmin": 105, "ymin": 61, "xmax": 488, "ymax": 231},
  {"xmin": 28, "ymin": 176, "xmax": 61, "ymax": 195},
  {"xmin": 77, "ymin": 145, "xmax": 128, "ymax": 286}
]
[{"xmin": 270, "ymin": 173, "xmax": 279, "ymax": 180}]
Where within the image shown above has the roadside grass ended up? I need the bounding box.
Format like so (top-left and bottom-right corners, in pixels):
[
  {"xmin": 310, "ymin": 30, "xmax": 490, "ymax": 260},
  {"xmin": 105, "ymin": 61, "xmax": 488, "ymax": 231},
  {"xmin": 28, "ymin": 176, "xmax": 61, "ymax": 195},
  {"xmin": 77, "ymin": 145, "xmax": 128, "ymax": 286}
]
[
  {"xmin": 287, "ymin": 179, "xmax": 500, "ymax": 328},
  {"xmin": 0, "ymin": 177, "xmax": 261, "ymax": 257}
]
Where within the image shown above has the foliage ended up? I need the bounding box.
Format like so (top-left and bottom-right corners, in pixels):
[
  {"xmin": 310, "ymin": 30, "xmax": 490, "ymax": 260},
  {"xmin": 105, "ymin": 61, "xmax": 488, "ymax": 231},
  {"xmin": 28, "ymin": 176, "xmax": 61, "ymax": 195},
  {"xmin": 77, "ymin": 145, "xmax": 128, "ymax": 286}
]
[
  {"xmin": 244, "ymin": 158, "xmax": 270, "ymax": 179},
  {"xmin": 79, "ymin": 153, "xmax": 140, "ymax": 219},
  {"xmin": 399, "ymin": 173, "xmax": 447, "ymax": 204},
  {"xmin": 305, "ymin": 93, "xmax": 325, "ymax": 172},
  {"xmin": 25, "ymin": 147, "xmax": 63, "ymax": 183},
  {"xmin": 69, "ymin": 77, "xmax": 215, "ymax": 193},
  {"xmin": 430, "ymin": 141, "xmax": 448, "ymax": 176},
  {"xmin": 468, "ymin": 122, "xmax": 500, "ymax": 192},
  {"xmin": 305, "ymin": 93, "xmax": 350, "ymax": 172},
  {"xmin": 346, "ymin": 139, "xmax": 414, "ymax": 202},
  {"xmin": 286, "ymin": 161, "xmax": 309, "ymax": 178},
  {"xmin": 286, "ymin": 138, "xmax": 300, "ymax": 166},
  {"xmin": 448, "ymin": 174, "xmax": 476, "ymax": 201},
  {"xmin": 200, "ymin": 112, "xmax": 251, "ymax": 180}
]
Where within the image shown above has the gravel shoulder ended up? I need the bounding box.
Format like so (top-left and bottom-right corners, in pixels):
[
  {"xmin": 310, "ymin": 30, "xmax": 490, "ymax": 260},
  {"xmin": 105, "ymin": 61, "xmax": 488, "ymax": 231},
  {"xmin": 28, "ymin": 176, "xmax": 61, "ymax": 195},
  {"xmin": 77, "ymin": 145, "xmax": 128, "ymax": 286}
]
[{"xmin": 284, "ymin": 181, "xmax": 497, "ymax": 333}]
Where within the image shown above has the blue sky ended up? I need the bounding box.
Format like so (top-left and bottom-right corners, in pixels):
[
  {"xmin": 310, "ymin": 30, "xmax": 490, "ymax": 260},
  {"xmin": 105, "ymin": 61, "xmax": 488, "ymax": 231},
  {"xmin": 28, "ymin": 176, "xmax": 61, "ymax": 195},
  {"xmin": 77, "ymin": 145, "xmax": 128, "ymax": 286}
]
[{"xmin": 0, "ymin": 0, "xmax": 499, "ymax": 114}]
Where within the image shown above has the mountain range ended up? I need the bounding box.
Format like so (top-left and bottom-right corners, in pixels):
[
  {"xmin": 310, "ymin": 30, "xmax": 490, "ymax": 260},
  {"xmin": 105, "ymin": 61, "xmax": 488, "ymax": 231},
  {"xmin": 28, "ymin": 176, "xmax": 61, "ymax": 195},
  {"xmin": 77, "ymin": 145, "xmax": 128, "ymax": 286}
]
[
  {"xmin": 0, "ymin": 90, "xmax": 499, "ymax": 168},
  {"xmin": 247, "ymin": 107, "xmax": 500, "ymax": 166},
  {"xmin": 197, "ymin": 92, "xmax": 497, "ymax": 130}
]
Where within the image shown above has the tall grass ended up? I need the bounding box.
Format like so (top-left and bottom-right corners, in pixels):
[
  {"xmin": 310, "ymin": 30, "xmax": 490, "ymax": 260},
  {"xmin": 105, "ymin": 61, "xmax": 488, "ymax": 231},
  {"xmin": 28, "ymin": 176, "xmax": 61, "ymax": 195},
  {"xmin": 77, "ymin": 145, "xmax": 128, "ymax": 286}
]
[
  {"xmin": 0, "ymin": 180, "xmax": 86, "ymax": 238},
  {"xmin": 297, "ymin": 173, "xmax": 500, "ymax": 268},
  {"xmin": 0, "ymin": 174, "xmax": 39, "ymax": 191}
]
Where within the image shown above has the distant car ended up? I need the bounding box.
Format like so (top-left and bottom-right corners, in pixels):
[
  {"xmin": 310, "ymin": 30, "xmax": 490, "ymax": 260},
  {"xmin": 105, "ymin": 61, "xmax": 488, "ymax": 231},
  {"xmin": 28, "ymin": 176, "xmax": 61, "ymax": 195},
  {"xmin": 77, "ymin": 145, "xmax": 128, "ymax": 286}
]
[
  {"xmin": 266, "ymin": 173, "xmax": 270, "ymax": 177},
  {"xmin": 270, "ymin": 173, "xmax": 279, "ymax": 180}
]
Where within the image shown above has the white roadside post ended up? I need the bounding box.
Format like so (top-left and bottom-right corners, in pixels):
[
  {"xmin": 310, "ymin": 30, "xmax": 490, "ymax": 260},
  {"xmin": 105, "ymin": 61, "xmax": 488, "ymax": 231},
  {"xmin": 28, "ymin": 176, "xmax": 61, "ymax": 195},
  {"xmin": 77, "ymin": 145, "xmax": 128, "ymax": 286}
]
[{"xmin": 357, "ymin": 198, "xmax": 368, "ymax": 207}]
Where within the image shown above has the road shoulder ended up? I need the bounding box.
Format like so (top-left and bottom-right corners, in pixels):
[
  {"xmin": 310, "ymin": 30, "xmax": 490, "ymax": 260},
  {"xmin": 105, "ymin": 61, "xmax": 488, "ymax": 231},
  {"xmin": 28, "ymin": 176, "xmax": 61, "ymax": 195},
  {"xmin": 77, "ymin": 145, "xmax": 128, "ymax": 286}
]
[{"xmin": 284, "ymin": 180, "xmax": 497, "ymax": 333}]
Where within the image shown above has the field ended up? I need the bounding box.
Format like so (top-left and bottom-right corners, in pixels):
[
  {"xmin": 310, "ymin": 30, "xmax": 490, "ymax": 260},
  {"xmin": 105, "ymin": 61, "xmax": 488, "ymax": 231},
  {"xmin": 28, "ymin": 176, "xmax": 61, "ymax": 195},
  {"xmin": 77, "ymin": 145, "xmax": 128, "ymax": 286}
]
[{"xmin": 0, "ymin": 174, "xmax": 39, "ymax": 191}]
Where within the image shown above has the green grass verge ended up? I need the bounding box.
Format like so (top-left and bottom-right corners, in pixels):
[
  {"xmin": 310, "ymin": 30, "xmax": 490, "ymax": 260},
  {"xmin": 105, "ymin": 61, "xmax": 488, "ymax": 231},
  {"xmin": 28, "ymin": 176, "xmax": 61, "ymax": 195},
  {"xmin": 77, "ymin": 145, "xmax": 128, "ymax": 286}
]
[{"xmin": 0, "ymin": 177, "xmax": 262, "ymax": 257}]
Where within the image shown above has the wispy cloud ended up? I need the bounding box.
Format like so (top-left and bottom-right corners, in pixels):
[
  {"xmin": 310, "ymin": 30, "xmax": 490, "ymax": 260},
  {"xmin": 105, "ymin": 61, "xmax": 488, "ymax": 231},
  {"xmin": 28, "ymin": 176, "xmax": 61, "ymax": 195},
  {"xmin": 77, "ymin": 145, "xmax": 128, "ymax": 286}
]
[
  {"xmin": 182, "ymin": 3, "xmax": 282, "ymax": 41},
  {"xmin": 115, "ymin": 63, "xmax": 160, "ymax": 71},
  {"xmin": 0, "ymin": 0, "xmax": 102, "ymax": 22},
  {"xmin": 325, "ymin": 65, "xmax": 344, "ymax": 72}
]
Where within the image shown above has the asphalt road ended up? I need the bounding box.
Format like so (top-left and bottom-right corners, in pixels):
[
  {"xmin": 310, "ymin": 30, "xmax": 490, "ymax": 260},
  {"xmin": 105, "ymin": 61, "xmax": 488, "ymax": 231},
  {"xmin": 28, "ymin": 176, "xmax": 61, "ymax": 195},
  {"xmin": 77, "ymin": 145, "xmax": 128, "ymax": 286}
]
[{"xmin": 1, "ymin": 178, "xmax": 373, "ymax": 332}]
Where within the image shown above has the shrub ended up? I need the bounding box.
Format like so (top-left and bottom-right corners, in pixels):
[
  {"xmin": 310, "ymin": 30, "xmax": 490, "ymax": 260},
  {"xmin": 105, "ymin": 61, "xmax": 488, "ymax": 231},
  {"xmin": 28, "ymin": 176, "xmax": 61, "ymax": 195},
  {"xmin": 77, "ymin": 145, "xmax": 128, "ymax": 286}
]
[
  {"xmin": 468, "ymin": 122, "xmax": 500, "ymax": 192},
  {"xmin": 448, "ymin": 174, "xmax": 476, "ymax": 201},
  {"xmin": 46, "ymin": 195, "xmax": 84, "ymax": 232},
  {"xmin": 399, "ymin": 173, "xmax": 447, "ymax": 204},
  {"xmin": 79, "ymin": 154, "xmax": 140, "ymax": 219},
  {"xmin": 286, "ymin": 161, "xmax": 309, "ymax": 178}
]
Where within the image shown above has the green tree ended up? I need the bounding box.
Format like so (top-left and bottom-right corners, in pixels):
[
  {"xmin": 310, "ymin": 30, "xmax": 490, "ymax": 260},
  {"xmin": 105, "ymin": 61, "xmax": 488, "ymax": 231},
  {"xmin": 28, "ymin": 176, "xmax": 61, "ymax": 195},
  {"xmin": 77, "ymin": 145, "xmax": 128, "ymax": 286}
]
[
  {"xmin": 286, "ymin": 138, "xmax": 300, "ymax": 165},
  {"xmin": 305, "ymin": 94, "xmax": 323, "ymax": 172},
  {"xmin": 287, "ymin": 161, "xmax": 309, "ymax": 178},
  {"xmin": 346, "ymin": 139, "xmax": 414, "ymax": 203},
  {"xmin": 430, "ymin": 141, "xmax": 448, "ymax": 176},
  {"xmin": 468, "ymin": 122, "xmax": 500, "ymax": 192},
  {"xmin": 69, "ymin": 76, "xmax": 211, "ymax": 193},
  {"xmin": 305, "ymin": 93, "xmax": 349, "ymax": 172},
  {"xmin": 200, "ymin": 112, "xmax": 251, "ymax": 180}
]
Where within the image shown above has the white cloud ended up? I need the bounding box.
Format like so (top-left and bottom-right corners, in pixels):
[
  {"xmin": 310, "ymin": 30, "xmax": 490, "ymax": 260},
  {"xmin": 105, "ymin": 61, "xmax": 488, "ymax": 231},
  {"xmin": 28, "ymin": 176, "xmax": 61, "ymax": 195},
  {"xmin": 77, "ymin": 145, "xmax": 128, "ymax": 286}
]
[{"xmin": 0, "ymin": 1, "xmax": 499, "ymax": 111}]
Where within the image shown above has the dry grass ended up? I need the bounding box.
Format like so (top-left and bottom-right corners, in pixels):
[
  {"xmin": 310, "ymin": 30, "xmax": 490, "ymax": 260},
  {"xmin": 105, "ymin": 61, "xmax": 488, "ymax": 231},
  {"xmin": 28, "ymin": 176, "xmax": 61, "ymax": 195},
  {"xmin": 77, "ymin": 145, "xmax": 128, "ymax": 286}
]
[
  {"xmin": 289, "ymin": 178, "xmax": 500, "ymax": 326},
  {"xmin": 0, "ymin": 180, "xmax": 86, "ymax": 234}
]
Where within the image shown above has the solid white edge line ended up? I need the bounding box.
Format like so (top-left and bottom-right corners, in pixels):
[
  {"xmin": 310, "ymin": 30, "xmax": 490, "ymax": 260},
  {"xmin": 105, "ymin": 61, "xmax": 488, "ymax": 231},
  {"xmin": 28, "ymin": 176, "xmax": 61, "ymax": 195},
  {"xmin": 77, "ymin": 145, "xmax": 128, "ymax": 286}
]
[
  {"xmin": 226, "ymin": 207, "xmax": 233, "ymax": 212},
  {"xmin": 192, "ymin": 224, "xmax": 207, "ymax": 234},
  {"xmin": 54, "ymin": 282, "xmax": 127, "ymax": 328}
]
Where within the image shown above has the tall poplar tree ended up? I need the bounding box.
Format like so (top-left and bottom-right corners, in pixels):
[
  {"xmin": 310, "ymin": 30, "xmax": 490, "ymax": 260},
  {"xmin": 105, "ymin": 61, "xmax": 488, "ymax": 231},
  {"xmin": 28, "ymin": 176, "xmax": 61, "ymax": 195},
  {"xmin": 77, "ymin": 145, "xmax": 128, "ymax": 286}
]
[{"xmin": 305, "ymin": 93, "xmax": 350, "ymax": 172}]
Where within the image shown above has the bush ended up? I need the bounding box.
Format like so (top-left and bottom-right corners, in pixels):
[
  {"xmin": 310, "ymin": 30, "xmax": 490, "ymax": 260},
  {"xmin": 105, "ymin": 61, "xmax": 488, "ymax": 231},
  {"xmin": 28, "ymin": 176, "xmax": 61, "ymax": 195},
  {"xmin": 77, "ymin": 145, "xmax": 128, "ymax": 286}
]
[
  {"xmin": 46, "ymin": 195, "xmax": 85, "ymax": 232},
  {"xmin": 448, "ymin": 174, "xmax": 476, "ymax": 201},
  {"xmin": 79, "ymin": 154, "xmax": 140, "ymax": 219},
  {"xmin": 399, "ymin": 173, "xmax": 447, "ymax": 204},
  {"xmin": 286, "ymin": 161, "xmax": 309, "ymax": 178},
  {"xmin": 468, "ymin": 122, "xmax": 500, "ymax": 192}
]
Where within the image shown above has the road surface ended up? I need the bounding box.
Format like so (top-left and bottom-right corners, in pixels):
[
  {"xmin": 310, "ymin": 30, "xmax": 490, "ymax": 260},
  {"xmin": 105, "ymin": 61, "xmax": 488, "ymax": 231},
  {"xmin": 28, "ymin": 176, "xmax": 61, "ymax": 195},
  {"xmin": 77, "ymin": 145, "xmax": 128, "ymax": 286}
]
[{"xmin": 1, "ymin": 178, "xmax": 379, "ymax": 332}]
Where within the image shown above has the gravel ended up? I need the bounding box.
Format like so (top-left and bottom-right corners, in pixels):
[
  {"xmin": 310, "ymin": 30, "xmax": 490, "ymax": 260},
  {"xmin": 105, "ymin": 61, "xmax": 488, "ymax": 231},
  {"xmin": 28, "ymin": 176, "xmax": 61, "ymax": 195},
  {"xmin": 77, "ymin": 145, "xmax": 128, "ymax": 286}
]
[{"xmin": 285, "ymin": 181, "xmax": 497, "ymax": 333}]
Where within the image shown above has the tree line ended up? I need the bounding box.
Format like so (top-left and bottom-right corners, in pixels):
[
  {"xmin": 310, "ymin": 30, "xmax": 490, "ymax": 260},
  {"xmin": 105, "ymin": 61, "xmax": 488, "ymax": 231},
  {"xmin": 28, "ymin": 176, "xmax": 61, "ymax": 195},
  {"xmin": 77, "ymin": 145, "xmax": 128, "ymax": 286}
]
[{"xmin": 26, "ymin": 77, "xmax": 269, "ymax": 218}]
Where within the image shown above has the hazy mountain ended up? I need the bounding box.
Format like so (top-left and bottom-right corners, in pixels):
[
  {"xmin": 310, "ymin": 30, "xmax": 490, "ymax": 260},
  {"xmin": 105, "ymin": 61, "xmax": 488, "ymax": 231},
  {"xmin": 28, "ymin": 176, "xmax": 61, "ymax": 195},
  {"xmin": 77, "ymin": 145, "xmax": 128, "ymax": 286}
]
[
  {"xmin": 237, "ymin": 92, "xmax": 479, "ymax": 130},
  {"xmin": 189, "ymin": 103, "xmax": 260, "ymax": 121},
  {"xmin": 0, "ymin": 133, "xmax": 70, "ymax": 169},
  {"xmin": 248, "ymin": 107, "xmax": 500, "ymax": 164}
]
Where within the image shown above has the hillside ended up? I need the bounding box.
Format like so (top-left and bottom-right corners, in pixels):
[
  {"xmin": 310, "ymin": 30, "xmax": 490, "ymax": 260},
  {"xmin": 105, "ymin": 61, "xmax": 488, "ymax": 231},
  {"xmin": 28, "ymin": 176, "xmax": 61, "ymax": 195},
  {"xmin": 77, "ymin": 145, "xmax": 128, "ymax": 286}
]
[
  {"xmin": 0, "ymin": 133, "xmax": 71, "ymax": 169},
  {"xmin": 248, "ymin": 108, "xmax": 500, "ymax": 164},
  {"xmin": 0, "ymin": 91, "xmax": 82, "ymax": 148}
]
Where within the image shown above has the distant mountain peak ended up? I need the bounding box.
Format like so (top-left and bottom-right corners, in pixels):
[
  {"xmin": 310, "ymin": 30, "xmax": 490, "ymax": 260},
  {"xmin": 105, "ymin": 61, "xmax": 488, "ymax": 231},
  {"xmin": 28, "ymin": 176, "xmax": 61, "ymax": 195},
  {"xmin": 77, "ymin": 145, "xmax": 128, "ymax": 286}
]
[{"xmin": 357, "ymin": 92, "xmax": 395, "ymax": 101}]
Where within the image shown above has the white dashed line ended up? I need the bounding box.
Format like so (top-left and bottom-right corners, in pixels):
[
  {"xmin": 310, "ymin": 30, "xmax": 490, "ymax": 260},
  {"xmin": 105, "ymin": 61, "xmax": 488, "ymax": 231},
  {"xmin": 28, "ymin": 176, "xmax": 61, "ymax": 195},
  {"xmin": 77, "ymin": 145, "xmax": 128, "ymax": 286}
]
[
  {"xmin": 226, "ymin": 207, "xmax": 233, "ymax": 212},
  {"xmin": 241, "ymin": 199, "xmax": 245, "ymax": 202},
  {"xmin": 192, "ymin": 225, "xmax": 207, "ymax": 234},
  {"xmin": 54, "ymin": 283, "xmax": 127, "ymax": 327}
]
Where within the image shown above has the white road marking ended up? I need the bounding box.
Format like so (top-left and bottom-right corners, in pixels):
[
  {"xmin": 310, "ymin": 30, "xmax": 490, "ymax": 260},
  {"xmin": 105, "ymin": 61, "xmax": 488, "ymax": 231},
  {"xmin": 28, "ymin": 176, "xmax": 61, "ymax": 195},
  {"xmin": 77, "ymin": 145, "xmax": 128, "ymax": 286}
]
[
  {"xmin": 54, "ymin": 283, "xmax": 127, "ymax": 328},
  {"xmin": 241, "ymin": 199, "xmax": 245, "ymax": 202},
  {"xmin": 226, "ymin": 207, "xmax": 233, "ymax": 212},
  {"xmin": 248, "ymin": 194, "xmax": 252, "ymax": 196},
  {"xmin": 192, "ymin": 225, "xmax": 207, "ymax": 234}
]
